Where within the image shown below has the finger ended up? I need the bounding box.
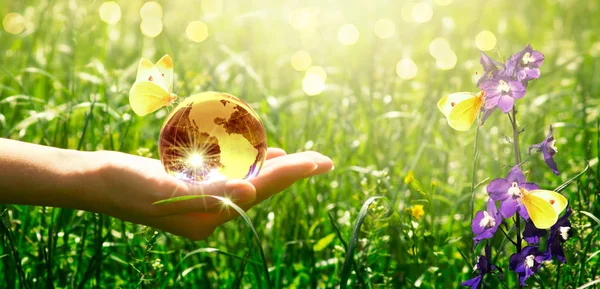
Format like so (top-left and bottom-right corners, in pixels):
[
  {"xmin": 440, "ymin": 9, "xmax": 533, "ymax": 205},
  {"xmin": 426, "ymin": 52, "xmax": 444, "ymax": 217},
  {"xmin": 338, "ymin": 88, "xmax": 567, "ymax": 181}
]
[
  {"xmin": 266, "ymin": 148, "xmax": 286, "ymax": 160},
  {"xmin": 208, "ymin": 152, "xmax": 333, "ymax": 225},
  {"xmin": 251, "ymin": 151, "xmax": 333, "ymax": 202},
  {"xmin": 153, "ymin": 179, "xmax": 256, "ymax": 215}
]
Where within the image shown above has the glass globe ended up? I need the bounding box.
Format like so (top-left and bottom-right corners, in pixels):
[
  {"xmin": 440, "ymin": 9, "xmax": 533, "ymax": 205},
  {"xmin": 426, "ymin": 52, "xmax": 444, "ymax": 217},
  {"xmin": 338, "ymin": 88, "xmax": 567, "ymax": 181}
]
[{"xmin": 159, "ymin": 92, "xmax": 267, "ymax": 182}]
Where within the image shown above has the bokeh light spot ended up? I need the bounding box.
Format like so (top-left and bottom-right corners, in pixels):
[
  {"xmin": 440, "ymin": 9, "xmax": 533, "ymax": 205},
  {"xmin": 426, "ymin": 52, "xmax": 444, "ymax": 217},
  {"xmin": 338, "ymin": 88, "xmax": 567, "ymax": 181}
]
[
  {"xmin": 202, "ymin": 0, "xmax": 223, "ymax": 15},
  {"xmin": 186, "ymin": 21, "xmax": 209, "ymax": 43},
  {"xmin": 374, "ymin": 18, "xmax": 395, "ymax": 39},
  {"xmin": 337, "ymin": 24, "xmax": 359, "ymax": 45},
  {"xmin": 140, "ymin": 18, "xmax": 163, "ymax": 38},
  {"xmin": 99, "ymin": 1, "xmax": 121, "ymax": 25},
  {"xmin": 412, "ymin": 2, "xmax": 433, "ymax": 23},
  {"xmin": 306, "ymin": 66, "xmax": 327, "ymax": 81},
  {"xmin": 302, "ymin": 74, "xmax": 325, "ymax": 96},
  {"xmin": 290, "ymin": 9, "xmax": 313, "ymax": 31},
  {"xmin": 140, "ymin": 1, "xmax": 163, "ymax": 20},
  {"xmin": 429, "ymin": 37, "xmax": 451, "ymax": 58},
  {"xmin": 475, "ymin": 30, "xmax": 497, "ymax": 51},
  {"xmin": 436, "ymin": 50, "xmax": 457, "ymax": 70},
  {"xmin": 396, "ymin": 58, "xmax": 418, "ymax": 80},
  {"xmin": 3, "ymin": 13, "xmax": 25, "ymax": 34},
  {"xmin": 290, "ymin": 51, "xmax": 312, "ymax": 71}
]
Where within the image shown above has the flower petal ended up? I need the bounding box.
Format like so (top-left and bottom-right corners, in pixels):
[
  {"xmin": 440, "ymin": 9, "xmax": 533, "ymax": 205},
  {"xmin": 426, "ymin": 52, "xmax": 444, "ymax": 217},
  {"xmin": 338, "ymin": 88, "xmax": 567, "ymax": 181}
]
[
  {"xmin": 487, "ymin": 178, "xmax": 511, "ymax": 201},
  {"xmin": 518, "ymin": 203, "xmax": 530, "ymax": 220},
  {"xmin": 500, "ymin": 198, "xmax": 518, "ymax": 219},
  {"xmin": 497, "ymin": 96, "xmax": 515, "ymax": 113},
  {"xmin": 506, "ymin": 165, "xmax": 526, "ymax": 184},
  {"xmin": 543, "ymin": 154, "xmax": 560, "ymax": 175},
  {"xmin": 461, "ymin": 275, "xmax": 483, "ymax": 289},
  {"xmin": 472, "ymin": 211, "xmax": 486, "ymax": 235}
]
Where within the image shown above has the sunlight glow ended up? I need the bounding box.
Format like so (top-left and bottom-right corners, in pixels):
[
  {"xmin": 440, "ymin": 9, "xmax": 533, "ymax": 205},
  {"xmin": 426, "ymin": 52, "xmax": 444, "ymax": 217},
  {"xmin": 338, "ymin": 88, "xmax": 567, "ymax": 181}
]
[
  {"xmin": 374, "ymin": 19, "xmax": 395, "ymax": 39},
  {"xmin": 140, "ymin": 18, "xmax": 163, "ymax": 38},
  {"xmin": 435, "ymin": 50, "xmax": 457, "ymax": 70},
  {"xmin": 411, "ymin": 2, "xmax": 433, "ymax": 24},
  {"xmin": 186, "ymin": 21, "xmax": 209, "ymax": 43},
  {"xmin": 475, "ymin": 30, "xmax": 497, "ymax": 51},
  {"xmin": 290, "ymin": 9, "xmax": 314, "ymax": 31},
  {"xmin": 291, "ymin": 50, "xmax": 312, "ymax": 71},
  {"xmin": 434, "ymin": 0, "xmax": 453, "ymax": 6},
  {"xmin": 401, "ymin": 3, "xmax": 415, "ymax": 23},
  {"xmin": 140, "ymin": 1, "xmax": 163, "ymax": 20},
  {"xmin": 187, "ymin": 153, "xmax": 204, "ymax": 168},
  {"xmin": 3, "ymin": 13, "xmax": 25, "ymax": 34},
  {"xmin": 396, "ymin": 58, "xmax": 418, "ymax": 80},
  {"xmin": 202, "ymin": 0, "xmax": 223, "ymax": 15},
  {"xmin": 221, "ymin": 197, "xmax": 234, "ymax": 207},
  {"xmin": 429, "ymin": 37, "xmax": 451, "ymax": 58},
  {"xmin": 338, "ymin": 24, "xmax": 359, "ymax": 45},
  {"xmin": 306, "ymin": 66, "xmax": 327, "ymax": 81},
  {"xmin": 99, "ymin": 1, "xmax": 121, "ymax": 25},
  {"xmin": 302, "ymin": 73, "xmax": 325, "ymax": 96}
]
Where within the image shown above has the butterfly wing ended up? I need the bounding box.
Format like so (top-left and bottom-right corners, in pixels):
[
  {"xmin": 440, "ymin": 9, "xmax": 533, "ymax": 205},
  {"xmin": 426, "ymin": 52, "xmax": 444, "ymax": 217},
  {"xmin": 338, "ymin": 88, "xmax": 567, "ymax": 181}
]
[
  {"xmin": 129, "ymin": 81, "xmax": 171, "ymax": 116},
  {"xmin": 529, "ymin": 190, "xmax": 568, "ymax": 215},
  {"xmin": 155, "ymin": 54, "xmax": 174, "ymax": 93},
  {"xmin": 438, "ymin": 92, "xmax": 484, "ymax": 131},
  {"xmin": 437, "ymin": 92, "xmax": 474, "ymax": 118},
  {"xmin": 448, "ymin": 98, "xmax": 484, "ymax": 131},
  {"xmin": 135, "ymin": 58, "xmax": 169, "ymax": 92},
  {"xmin": 521, "ymin": 193, "xmax": 559, "ymax": 229}
]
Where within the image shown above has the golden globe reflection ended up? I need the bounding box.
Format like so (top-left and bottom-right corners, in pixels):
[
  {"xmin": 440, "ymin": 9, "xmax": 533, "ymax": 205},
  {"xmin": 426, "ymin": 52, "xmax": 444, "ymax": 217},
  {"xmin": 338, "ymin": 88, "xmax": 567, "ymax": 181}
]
[{"xmin": 159, "ymin": 92, "xmax": 267, "ymax": 182}]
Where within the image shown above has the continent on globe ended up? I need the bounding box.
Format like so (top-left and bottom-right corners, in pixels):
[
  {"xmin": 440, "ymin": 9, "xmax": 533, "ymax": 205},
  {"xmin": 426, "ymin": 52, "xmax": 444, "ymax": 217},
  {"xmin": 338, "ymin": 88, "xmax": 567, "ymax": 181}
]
[
  {"xmin": 159, "ymin": 103, "xmax": 225, "ymax": 182},
  {"xmin": 158, "ymin": 92, "xmax": 268, "ymax": 182}
]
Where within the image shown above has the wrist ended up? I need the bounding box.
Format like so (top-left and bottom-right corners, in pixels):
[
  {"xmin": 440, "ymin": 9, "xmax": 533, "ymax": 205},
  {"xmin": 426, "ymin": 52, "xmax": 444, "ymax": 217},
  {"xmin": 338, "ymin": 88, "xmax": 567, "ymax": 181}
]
[{"xmin": 57, "ymin": 149, "xmax": 109, "ymax": 212}]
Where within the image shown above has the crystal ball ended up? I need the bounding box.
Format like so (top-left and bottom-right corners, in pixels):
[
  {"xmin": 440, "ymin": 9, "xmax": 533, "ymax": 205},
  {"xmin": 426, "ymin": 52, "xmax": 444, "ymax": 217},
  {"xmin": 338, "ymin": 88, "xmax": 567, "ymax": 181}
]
[{"xmin": 158, "ymin": 92, "xmax": 267, "ymax": 182}]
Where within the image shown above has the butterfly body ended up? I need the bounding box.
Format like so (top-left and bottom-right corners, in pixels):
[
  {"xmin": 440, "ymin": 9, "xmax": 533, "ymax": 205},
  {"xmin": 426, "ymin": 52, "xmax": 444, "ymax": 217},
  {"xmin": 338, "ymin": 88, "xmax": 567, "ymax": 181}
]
[
  {"xmin": 129, "ymin": 54, "xmax": 177, "ymax": 116},
  {"xmin": 437, "ymin": 91, "xmax": 485, "ymax": 131},
  {"xmin": 521, "ymin": 189, "xmax": 568, "ymax": 229}
]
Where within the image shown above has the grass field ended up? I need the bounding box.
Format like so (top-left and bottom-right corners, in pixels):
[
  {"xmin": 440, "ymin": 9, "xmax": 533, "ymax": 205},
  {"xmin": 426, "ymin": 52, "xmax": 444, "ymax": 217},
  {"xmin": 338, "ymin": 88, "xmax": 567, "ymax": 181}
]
[{"xmin": 1, "ymin": 0, "xmax": 599, "ymax": 288}]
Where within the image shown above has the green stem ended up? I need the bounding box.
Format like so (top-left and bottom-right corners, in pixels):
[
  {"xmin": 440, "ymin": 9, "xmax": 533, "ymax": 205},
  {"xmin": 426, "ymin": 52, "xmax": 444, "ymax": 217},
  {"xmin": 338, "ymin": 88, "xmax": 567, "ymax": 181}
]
[
  {"xmin": 509, "ymin": 106, "xmax": 523, "ymax": 289},
  {"xmin": 470, "ymin": 114, "xmax": 482, "ymax": 250}
]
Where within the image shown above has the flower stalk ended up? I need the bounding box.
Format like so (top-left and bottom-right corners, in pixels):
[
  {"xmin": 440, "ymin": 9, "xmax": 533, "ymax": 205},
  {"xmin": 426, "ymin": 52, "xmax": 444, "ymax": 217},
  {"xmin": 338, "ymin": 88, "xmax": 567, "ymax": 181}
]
[{"xmin": 509, "ymin": 106, "xmax": 523, "ymax": 288}]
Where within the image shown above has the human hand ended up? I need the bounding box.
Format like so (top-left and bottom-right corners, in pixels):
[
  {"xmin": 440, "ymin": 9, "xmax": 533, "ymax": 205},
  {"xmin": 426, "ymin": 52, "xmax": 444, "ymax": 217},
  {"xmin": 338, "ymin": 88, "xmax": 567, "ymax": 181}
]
[{"xmin": 80, "ymin": 148, "xmax": 333, "ymax": 240}]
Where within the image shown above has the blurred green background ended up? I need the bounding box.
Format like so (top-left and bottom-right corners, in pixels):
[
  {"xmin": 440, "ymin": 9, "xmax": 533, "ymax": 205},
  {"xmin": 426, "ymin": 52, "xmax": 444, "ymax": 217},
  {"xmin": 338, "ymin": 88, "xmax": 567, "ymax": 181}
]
[{"xmin": 1, "ymin": 0, "xmax": 599, "ymax": 288}]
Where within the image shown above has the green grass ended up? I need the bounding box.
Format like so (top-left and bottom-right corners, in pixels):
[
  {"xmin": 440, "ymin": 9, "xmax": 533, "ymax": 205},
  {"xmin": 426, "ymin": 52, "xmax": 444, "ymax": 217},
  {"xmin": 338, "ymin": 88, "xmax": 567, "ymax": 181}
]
[{"xmin": 1, "ymin": 0, "xmax": 599, "ymax": 288}]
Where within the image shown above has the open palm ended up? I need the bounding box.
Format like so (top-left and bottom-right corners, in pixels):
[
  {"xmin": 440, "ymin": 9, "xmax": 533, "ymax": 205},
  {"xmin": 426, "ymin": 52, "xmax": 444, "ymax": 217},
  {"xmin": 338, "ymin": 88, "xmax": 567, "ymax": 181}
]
[{"xmin": 92, "ymin": 148, "xmax": 333, "ymax": 240}]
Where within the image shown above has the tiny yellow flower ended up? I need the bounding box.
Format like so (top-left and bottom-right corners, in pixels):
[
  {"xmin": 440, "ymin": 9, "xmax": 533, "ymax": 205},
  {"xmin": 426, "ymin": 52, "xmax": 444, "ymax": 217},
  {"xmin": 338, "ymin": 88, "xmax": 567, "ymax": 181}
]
[
  {"xmin": 404, "ymin": 170, "xmax": 415, "ymax": 184},
  {"xmin": 410, "ymin": 204, "xmax": 425, "ymax": 220}
]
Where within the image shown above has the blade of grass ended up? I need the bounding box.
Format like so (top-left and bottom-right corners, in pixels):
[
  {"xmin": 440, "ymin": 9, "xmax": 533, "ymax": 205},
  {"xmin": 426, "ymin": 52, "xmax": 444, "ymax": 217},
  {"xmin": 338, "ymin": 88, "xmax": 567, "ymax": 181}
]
[
  {"xmin": 154, "ymin": 195, "xmax": 272, "ymax": 289},
  {"xmin": 339, "ymin": 196, "xmax": 384, "ymax": 289}
]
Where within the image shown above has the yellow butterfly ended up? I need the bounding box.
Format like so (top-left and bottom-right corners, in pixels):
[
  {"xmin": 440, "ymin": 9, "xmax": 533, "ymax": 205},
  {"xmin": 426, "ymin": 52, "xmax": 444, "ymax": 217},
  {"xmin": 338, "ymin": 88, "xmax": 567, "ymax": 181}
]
[
  {"xmin": 437, "ymin": 91, "xmax": 485, "ymax": 131},
  {"xmin": 129, "ymin": 54, "xmax": 177, "ymax": 116},
  {"xmin": 521, "ymin": 189, "xmax": 568, "ymax": 229}
]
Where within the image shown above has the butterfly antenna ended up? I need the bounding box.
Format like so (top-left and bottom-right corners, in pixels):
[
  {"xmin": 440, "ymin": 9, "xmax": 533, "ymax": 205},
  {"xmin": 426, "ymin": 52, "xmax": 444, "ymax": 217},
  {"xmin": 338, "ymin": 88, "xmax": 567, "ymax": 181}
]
[{"xmin": 175, "ymin": 80, "xmax": 185, "ymax": 96}]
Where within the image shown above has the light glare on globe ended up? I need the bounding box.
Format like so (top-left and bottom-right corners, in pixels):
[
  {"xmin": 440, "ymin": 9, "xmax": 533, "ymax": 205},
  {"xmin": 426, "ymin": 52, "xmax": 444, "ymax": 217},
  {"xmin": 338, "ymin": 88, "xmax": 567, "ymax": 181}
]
[
  {"xmin": 187, "ymin": 153, "xmax": 204, "ymax": 168},
  {"xmin": 159, "ymin": 92, "xmax": 267, "ymax": 183}
]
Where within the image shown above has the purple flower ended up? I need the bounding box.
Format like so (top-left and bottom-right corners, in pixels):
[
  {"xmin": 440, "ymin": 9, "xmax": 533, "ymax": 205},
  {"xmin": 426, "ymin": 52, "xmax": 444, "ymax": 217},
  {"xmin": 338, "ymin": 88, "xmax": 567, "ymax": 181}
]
[
  {"xmin": 506, "ymin": 44, "xmax": 545, "ymax": 83},
  {"xmin": 529, "ymin": 125, "xmax": 559, "ymax": 175},
  {"xmin": 487, "ymin": 165, "xmax": 540, "ymax": 220},
  {"xmin": 480, "ymin": 73, "xmax": 526, "ymax": 113},
  {"xmin": 509, "ymin": 246, "xmax": 551, "ymax": 286},
  {"xmin": 547, "ymin": 207, "xmax": 573, "ymax": 263},
  {"xmin": 462, "ymin": 244, "xmax": 501, "ymax": 289},
  {"xmin": 472, "ymin": 199, "xmax": 502, "ymax": 246},
  {"xmin": 523, "ymin": 218, "xmax": 547, "ymax": 244},
  {"xmin": 476, "ymin": 51, "xmax": 505, "ymax": 87}
]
